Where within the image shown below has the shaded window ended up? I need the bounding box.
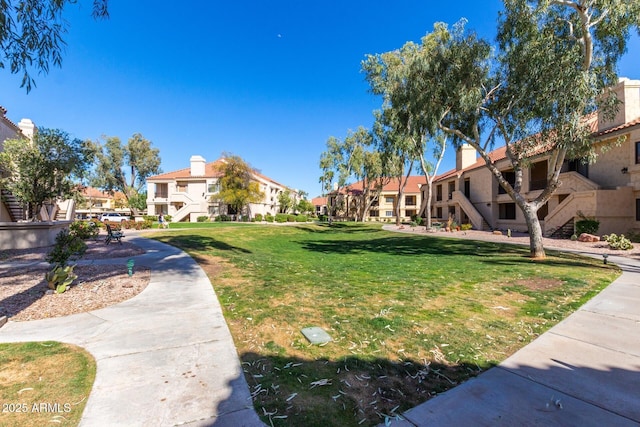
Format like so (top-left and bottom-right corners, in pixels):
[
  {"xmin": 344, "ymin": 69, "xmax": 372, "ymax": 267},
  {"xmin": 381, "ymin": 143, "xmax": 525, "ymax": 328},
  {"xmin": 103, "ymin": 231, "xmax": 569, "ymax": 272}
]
[
  {"xmin": 155, "ymin": 183, "xmax": 168, "ymax": 198},
  {"xmin": 385, "ymin": 211, "xmax": 393, "ymax": 217},
  {"xmin": 530, "ymin": 161, "xmax": 548, "ymax": 191},
  {"xmin": 636, "ymin": 199, "xmax": 640, "ymax": 221},
  {"xmin": 385, "ymin": 196, "xmax": 395, "ymax": 204},
  {"xmin": 436, "ymin": 185, "xmax": 443, "ymax": 201},
  {"xmin": 498, "ymin": 170, "xmax": 515, "ymax": 194},
  {"xmin": 499, "ymin": 203, "xmax": 516, "ymax": 220},
  {"xmin": 369, "ymin": 210, "xmax": 379, "ymax": 217},
  {"xmin": 636, "ymin": 142, "xmax": 640, "ymax": 164},
  {"xmin": 537, "ymin": 202, "xmax": 548, "ymax": 220},
  {"xmin": 464, "ymin": 179, "xmax": 470, "ymax": 198},
  {"xmin": 405, "ymin": 195, "xmax": 417, "ymax": 206},
  {"xmin": 406, "ymin": 209, "xmax": 416, "ymax": 218},
  {"xmin": 448, "ymin": 181, "xmax": 455, "ymax": 199},
  {"xmin": 436, "ymin": 207, "xmax": 443, "ymax": 218}
]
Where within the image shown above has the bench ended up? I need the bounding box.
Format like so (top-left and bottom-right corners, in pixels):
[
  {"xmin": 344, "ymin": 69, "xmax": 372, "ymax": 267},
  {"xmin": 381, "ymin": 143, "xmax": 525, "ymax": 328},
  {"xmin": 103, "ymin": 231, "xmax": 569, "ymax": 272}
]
[{"xmin": 105, "ymin": 224, "xmax": 124, "ymax": 245}]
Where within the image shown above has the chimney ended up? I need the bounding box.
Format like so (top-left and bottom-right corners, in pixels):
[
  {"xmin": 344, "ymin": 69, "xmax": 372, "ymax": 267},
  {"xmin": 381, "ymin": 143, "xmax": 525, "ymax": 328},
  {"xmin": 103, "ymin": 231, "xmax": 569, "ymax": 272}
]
[
  {"xmin": 598, "ymin": 78, "xmax": 640, "ymax": 132},
  {"xmin": 190, "ymin": 155, "xmax": 206, "ymax": 176},
  {"xmin": 456, "ymin": 144, "xmax": 477, "ymax": 171},
  {"xmin": 18, "ymin": 118, "xmax": 36, "ymax": 141}
]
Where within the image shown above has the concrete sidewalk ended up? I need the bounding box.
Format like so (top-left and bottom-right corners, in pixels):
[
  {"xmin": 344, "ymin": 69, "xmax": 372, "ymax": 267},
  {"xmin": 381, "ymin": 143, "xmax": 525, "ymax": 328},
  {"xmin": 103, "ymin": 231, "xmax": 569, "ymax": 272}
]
[
  {"xmin": 384, "ymin": 250, "xmax": 640, "ymax": 426},
  {"xmin": 0, "ymin": 236, "xmax": 265, "ymax": 427}
]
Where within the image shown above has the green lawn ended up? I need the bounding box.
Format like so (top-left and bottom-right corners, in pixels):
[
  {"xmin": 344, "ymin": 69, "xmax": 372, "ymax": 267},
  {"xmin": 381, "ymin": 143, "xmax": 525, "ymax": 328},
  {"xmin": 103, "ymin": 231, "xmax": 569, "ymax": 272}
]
[{"xmin": 153, "ymin": 222, "xmax": 619, "ymax": 427}]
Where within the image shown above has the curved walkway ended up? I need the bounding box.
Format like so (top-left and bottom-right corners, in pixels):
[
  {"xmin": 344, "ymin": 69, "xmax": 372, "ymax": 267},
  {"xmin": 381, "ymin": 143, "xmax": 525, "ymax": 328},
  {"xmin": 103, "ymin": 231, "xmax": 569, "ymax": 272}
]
[
  {"xmin": 0, "ymin": 236, "xmax": 264, "ymax": 427},
  {"xmin": 382, "ymin": 226, "xmax": 640, "ymax": 426}
]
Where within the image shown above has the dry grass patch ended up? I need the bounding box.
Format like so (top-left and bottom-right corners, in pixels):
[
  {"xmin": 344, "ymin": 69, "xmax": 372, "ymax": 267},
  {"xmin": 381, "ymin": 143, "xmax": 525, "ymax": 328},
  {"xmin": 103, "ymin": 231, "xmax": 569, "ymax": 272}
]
[{"xmin": 0, "ymin": 342, "xmax": 95, "ymax": 427}]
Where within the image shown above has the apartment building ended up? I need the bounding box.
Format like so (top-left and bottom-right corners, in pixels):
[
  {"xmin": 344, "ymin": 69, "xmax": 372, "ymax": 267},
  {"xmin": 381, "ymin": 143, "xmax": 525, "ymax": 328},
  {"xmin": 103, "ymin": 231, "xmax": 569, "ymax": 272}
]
[
  {"xmin": 146, "ymin": 155, "xmax": 297, "ymax": 222},
  {"xmin": 426, "ymin": 78, "xmax": 640, "ymax": 237}
]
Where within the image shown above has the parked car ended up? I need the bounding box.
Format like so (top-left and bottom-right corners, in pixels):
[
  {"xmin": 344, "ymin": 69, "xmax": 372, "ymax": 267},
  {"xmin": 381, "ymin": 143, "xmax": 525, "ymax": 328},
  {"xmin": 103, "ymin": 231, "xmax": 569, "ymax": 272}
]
[{"xmin": 100, "ymin": 212, "xmax": 128, "ymax": 223}]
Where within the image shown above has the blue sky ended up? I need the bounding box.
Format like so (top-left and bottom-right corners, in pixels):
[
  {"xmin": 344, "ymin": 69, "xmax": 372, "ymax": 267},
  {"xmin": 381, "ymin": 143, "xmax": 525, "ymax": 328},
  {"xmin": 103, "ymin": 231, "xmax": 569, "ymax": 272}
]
[{"xmin": 1, "ymin": 1, "xmax": 638, "ymax": 197}]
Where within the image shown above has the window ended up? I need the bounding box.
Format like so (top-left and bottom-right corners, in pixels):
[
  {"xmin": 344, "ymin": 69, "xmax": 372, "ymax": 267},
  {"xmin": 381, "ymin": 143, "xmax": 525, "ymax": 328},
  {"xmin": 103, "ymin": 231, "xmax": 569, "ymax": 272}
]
[
  {"xmin": 529, "ymin": 161, "xmax": 548, "ymax": 191},
  {"xmin": 385, "ymin": 211, "xmax": 393, "ymax": 217},
  {"xmin": 176, "ymin": 181, "xmax": 188, "ymax": 192},
  {"xmin": 499, "ymin": 203, "xmax": 516, "ymax": 220},
  {"xmin": 636, "ymin": 199, "xmax": 640, "ymax": 221},
  {"xmin": 448, "ymin": 181, "xmax": 455, "ymax": 199},
  {"xmin": 385, "ymin": 196, "xmax": 395, "ymax": 204},
  {"xmin": 436, "ymin": 185, "xmax": 442, "ymax": 201},
  {"xmin": 208, "ymin": 183, "xmax": 219, "ymax": 193},
  {"xmin": 155, "ymin": 183, "xmax": 168, "ymax": 198},
  {"xmin": 537, "ymin": 202, "xmax": 548, "ymax": 220},
  {"xmin": 498, "ymin": 170, "xmax": 515, "ymax": 194},
  {"xmin": 405, "ymin": 195, "xmax": 416, "ymax": 206},
  {"xmin": 369, "ymin": 210, "xmax": 379, "ymax": 217},
  {"xmin": 636, "ymin": 142, "xmax": 640, "ymax": 164},
  {"xmin": 436, "ymin": 207, "xmax": 443, "ymax": 218},
  {"xmin": 406, "ymin": 209, "xmax": 416, "ymax": 218},
  {"xmin": 464, "ymin": 179, "xmax": 470, "ymax": 198}
]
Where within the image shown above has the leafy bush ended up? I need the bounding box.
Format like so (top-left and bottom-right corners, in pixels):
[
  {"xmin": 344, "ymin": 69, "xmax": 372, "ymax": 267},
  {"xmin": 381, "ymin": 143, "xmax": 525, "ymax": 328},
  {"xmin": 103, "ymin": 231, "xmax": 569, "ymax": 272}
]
[
  {"xmin": 46, "ymin": 229, "xmax": 87, "ymax": 267},
  {"xmin": 164, "ymin": 215, "xmax": 172, "ymax": 222},
  {"xmin": 143, "ymin": 215, "xmax": 158, "ymax": 222},
  {"xmin": 460, "ymin": 223, "xmax": 473, "ymax": 231},
  {"xmin": 287, "ymin": 214, "xmax": 296, "ymax": 222},
  {"xmin": 576, "ymin": 218, "xmax": 600, "ymax": 235},
  {"xmin": 626, "ymin": 230, "xmax": 640, "ymax": 243},
  {"xmin": 603, "ymin": 234, "xmax": 634, "ymax": 250},
  {"xmin": 215, "ymin": 215, "xmax": 231, "ymax": 222},
  {"xmin": 265, "ymin": 214, "xmax": 274, "ymax": 223},
  {"xmin": 254, "ymin": 213, "xmax": 263, "ymax": 222},
  {"xmin": 275, "ymin": 213, "xmax": 288, "ymax": 223},
  {"xmin": 241, "ymin": 215, "xmax": 250, "ymax": 222},
  {"xmin": 70, "ymin": 220, "xmax": 99, "ymax": 240},
  {"xmin": 197, "ymin": 215, "xmax": 209, "ymax": 222},
  {"xmin": 295, "ymin": 215, "xmax": 308, "ymax": 222},
  {"xmin": 318, "ymin": 214, "xmax": 327, "ymax": 222}
]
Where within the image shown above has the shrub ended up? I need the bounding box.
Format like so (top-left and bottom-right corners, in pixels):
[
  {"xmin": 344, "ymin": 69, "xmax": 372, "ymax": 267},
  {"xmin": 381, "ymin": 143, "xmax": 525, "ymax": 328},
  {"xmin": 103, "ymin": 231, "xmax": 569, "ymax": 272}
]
[
  {"xmin": 575, "ymin": 213, "xmax": 599, "ymax": 235},
  {"xmin": 275, "ymin": 213, "xmax": 288, "ymax": 223},
  {"xmin": 197, "ymin": 216, "xmax": 209, "ymax": 222},
  {"xmin": 164, "ymin": 215, "xmax": 172, "ymax": 222},
  {"xmin": 603, "ymin": 234, "xmax": 634, "ymax": 250},
  {"xmin": 287, "ymin": 214, "xmax": 296, "ymax": 222},
  {"xmin": 626, "ymin": 230, "xmax": 640, "ymax": 243},
  {"xmin": 46, "ymin": 229, "xmax": 87, "ymax": 267},
  {"xmin": 254, "ymin": 213, "xmax": 263, "ymax": 222},
  {"xmin": 70, "ymin": 220, "xmax": 99, "ymax": 240},
  {"xmin": 460, "ymin": 223, "xmax": 473, "ymax": 231},
  {"xmin": 143, "ymin": 215, "xmax": 158, "ymax": 222},
  {"xmin": 241, "ymin": 215, "xmax": 250, "ymax": 222},
  {"xmin": 265, "ymin": 214, "xmax": 274, "ymax": 223},
  {"xmin": 295, "ymin": 215, "xmax": 308, "ymax": 222},
  {"xmin": 215, "ymin": 215, "xmax": 231, "ymax": 222}
]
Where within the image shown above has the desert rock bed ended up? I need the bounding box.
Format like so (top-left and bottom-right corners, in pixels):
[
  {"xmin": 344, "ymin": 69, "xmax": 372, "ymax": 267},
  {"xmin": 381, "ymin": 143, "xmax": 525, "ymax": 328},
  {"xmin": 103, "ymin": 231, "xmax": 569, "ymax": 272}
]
[{"xmin": 0, "ymin": 240, "xmax": 150, "ymax": 322}]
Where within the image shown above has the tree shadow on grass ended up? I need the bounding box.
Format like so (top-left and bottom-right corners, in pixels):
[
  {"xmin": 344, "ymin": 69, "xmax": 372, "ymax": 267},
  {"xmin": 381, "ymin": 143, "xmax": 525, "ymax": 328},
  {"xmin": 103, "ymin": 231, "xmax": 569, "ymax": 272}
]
[
  {"xmin": 300, "ymin": 235, "xmax": 525, "ymax": 258},
  {"xmin": 153, "ymin": 234, "xmax": 252, "ymax": 254},
  {"xmin": 294, "ymin": 223, "xmax": 385, "ymax": 234},
  {"xmin": 211, "ymin": 351, "xmax": 640, "ymax": 426},
  {"xmin": 211, "ymin": 351, "xmax": 492, "ymax": 427}
]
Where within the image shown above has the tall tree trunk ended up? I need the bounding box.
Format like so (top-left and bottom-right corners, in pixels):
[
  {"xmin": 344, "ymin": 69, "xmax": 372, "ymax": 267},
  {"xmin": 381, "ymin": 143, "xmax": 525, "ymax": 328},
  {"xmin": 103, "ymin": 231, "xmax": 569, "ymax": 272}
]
[{"xmin": 521, "ymin": 202, "xmax": 546, "ymax": 259}]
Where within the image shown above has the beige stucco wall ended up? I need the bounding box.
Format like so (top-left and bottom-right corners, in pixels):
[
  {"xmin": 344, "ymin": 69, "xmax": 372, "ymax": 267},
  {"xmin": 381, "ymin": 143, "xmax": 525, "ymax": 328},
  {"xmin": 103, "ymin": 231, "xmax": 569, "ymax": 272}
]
[{"xmin": 0, "ymin": 221, "xmax": 71, "ymax": 250}]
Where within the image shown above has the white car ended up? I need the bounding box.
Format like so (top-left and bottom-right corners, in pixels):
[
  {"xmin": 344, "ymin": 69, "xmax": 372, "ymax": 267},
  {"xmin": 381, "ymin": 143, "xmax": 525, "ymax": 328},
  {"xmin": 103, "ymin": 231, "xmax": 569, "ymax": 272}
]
[{"xmin": 100, "ymin": 212, "xmax": 128, "ymax": 223}]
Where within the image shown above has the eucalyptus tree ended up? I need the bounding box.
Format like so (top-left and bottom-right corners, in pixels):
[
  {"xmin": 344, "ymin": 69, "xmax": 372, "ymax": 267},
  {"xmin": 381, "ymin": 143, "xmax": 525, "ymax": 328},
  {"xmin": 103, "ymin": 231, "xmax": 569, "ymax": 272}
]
[
  {"xmin": 91, "ymin": 133, "xmax": 161, "ymax": 214},
  {"xmin": 406, "ymin": 0, "xmax": 639, "ymax": 258},
  {"xmin": 319, "ymin": 126, "xmax": 383, "ymax": 221},
  {"xmin": 363, "ymin": 37, "xmax": 448, "ymax": 230},
  {"xmin": 0, "ymin": 0, "xmax": 109, "ymax": 92}
]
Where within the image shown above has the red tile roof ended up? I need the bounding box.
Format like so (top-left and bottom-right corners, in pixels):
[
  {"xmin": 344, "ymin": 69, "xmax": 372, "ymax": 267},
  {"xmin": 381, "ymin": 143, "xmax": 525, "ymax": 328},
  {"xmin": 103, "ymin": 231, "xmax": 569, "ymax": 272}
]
[
  {"xmin": 148, "ymin": 157, "xmax": 291, "ymax": 189},
  {"xmin": 597, "ymin": 116, "xmax": 640, "ymax": 136},
  {"xmin": 311, "ymin": 197, "xmax": 327, "ymax": 206},
  {"xmin": 346, "ymin": 176, "xmax": 427, "ymax": 193}
]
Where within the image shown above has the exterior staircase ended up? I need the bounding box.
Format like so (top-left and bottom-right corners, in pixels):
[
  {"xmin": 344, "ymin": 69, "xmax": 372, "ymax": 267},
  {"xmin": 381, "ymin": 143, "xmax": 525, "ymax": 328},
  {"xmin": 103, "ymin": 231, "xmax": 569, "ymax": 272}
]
[
  {"xmin": 1, "ymin": 189, "xmax": 24, "ymax": 221},
  {"xmin": 548, "ymin": 219, "xmax": 575, "ymax": 239}
]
